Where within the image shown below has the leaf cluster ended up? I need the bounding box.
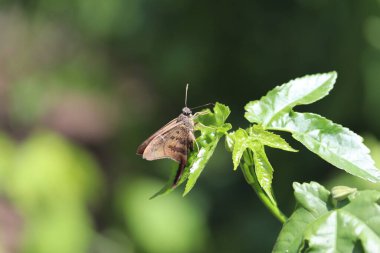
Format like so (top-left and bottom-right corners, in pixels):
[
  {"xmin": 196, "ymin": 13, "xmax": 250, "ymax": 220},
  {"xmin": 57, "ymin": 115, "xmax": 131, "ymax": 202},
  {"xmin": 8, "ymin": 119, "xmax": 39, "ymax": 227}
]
[
  {"xmin": 151, "ymin": 71, "xmax": 380, "ymax": 252},
  {"xmin": 273, "ymin": 182, "xmax": 380, "ymax": 253}
]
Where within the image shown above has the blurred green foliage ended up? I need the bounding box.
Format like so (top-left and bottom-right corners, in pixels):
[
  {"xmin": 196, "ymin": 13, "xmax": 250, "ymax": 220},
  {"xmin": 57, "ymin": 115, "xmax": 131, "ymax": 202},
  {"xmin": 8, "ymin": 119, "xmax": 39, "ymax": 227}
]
[
  {"xmin": 119, "ymin": 179, "xmax": 206, "ymax": 253},
  {"xmin": 0, "ymin": 131, "xmax": 102, "ymax": 253},
  {"xmin": 0, "ymin": 0, "xmax": 380, "ymax": 252}
]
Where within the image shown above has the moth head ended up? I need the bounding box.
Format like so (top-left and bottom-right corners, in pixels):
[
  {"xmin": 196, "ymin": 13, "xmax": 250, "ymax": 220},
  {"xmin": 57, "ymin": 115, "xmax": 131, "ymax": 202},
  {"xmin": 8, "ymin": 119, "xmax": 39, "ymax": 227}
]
[{"xmin": 182, "ymin": 107, "xmax": 192, "ymax": 116}]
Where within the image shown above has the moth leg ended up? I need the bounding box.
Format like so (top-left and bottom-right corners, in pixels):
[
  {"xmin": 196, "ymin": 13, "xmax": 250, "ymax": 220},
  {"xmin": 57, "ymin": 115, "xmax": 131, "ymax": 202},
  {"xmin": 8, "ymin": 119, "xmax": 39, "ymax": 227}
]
[
  {"xmin": 193, "ymin": 111, "xmax": 209, "ymax": 118},
  {"xmin": 172, "ymin": 157, "xmax": 186, "ymax": 188},
  {"xmin": 188, "ymin": 141, "xmax": 194, "ymax": 152},
  {"xmin": 194, "ymin": 122, "xmax": 218, "ymax": 131},
  {"xmin": 188, "ymin": 131, "xmax": 198, "ymax": 151}
]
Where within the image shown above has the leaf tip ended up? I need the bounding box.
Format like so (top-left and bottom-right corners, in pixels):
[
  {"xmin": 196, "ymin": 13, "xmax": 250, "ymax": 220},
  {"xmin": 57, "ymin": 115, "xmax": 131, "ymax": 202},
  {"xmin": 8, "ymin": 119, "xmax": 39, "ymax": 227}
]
[
  {"xmin": 330, "ymin": 70, "xmax": 338, "ymax": 77},
  {"xmin": 182, "ymin": 190, "xmax": 189, "ymax": 197},
  {"xmin": 292, "ymin": 182, "xmax": 301, "ymax": 190}
]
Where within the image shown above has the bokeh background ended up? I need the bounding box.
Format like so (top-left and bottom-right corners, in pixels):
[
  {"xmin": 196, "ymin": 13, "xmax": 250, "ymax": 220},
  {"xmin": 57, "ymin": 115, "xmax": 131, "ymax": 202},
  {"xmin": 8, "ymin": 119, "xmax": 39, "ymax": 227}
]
[{"xmin": 1, "ymin": 0, "xmax": 380, "ymax": 252}]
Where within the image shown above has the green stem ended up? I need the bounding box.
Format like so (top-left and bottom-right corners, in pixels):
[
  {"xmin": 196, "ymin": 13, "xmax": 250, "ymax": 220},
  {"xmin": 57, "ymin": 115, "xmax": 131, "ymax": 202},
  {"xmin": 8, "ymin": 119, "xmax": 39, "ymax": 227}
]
[{"xmin": 240, "ymin": 150, "xmax": 287, "ymax": 223}]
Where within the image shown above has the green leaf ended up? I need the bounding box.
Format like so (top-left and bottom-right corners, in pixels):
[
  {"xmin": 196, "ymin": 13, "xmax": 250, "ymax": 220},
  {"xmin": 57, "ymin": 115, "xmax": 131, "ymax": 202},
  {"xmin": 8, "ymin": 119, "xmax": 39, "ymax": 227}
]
[
  {"xmin": 239, "ymin": 149, "xmax": 287, "ymax": 222},
  {"xmin": 224, "ymin": 132, "xmax": 235, "ymax": 152},
  {"xmin": 183, "ymin": 139, "xmax": 219, "ymax": 196},
  {"xmin": 273, "ymin": 182, "xmax": 380, "ymax": 253},
  {"xmin": 225, "ymin": 126, "xmax": 288, "ymax": 217},
  {"xmin": 214, "ymin": 102, "xmax": 231, "ymax": 125},
  {"xmin": 228, "ymin": 126, "xmax": 296, "ymax": 171},
  {"xmin": 230, "ymin": 129, "xmax": 249, "ymax": 171},
  {"xmin": 184, "ymin": 103, "xmax": 231, "ymax": 196},
  {"xmin": 240, "ymin": 150, "xmax": 255, "ymax": 182},
  {"xmin": 293, "ymin": 181, "xmax": 330, "ymax": 214},
  {"xmin": 226, "ymin": 129, "xmax": 286, "ymax": 221},
  {"xmin": 247, "ymin": 125, "xmax": 297, "ymax": 152},
  {"xmin": 195, "ymin": 102, "xmax": 230, "ymax": 128},
  {"xmin": 250, "ymin": 144, "xmax": 276, "ymax": 204},
  {"xmin": 245, "ymin": 72, "xmax": 337, "ymax": 127},
  {"xmin": 268, "ymin": 111, "xmax": 380, "ymax": 183}
]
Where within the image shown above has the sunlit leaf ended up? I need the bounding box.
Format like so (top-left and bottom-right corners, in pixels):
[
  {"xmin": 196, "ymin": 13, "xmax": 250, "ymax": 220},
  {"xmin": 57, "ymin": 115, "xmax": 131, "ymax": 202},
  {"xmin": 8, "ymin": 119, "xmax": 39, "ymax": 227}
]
[
  {"xmin": 214, "ymin": 102, "xmax": 231, "ymax": 125},
  {"xmin": 247, "ymin": 125, "xmax": 297, "ymax": 152},
  {"xmin": 225, "ymin": 128, "xmax": 284, "ymax": 214},
  {"xmin": 268, "ymin": 111, "xmax": 380, "ymax": 182},
  {"xmin": 245, "ymin": 72, "xmax": 337, "ymax": 127},
  {"xmin": 183, "ymin": 135, "xmax": 220, "ymax": 196},
  {"xmin": 239, "ymin": 149, "xmax": 286, "ymax": 222},
  {"xmin": 226, "ymin": 130, "xmax": 285, "ymax": 221},
  {"xmin": 224, "ymin": 132, "xmax": 234, "ymax": 152},
  {"xmin": 230, "ymin": 129, "xmax": 249, "ymax": 171},
  {"xmin": 228, "ymin": 126, "xmax": 296, "ymax": 172},
  {"xmin": 240, "ymin": 150, "xmax": 255, "ymax": 183},
  {"xmin": 184, "ymin": 103, "xmax": 231, "ymax": 195},
  {"xmin": 250, "ymin": 144, "xmax": 276, "ymax": 204},
  {"xmin": 273, "ymin": 182, "xmax": 380, "ymax": 252}
]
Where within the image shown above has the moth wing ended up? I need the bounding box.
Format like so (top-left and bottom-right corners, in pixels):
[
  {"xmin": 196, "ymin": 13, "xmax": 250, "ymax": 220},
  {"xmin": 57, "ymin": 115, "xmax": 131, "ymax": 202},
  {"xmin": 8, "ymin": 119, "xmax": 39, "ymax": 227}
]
[
  {"xmin": 136, "ymin": 118, "xmax": 180, "ymax": 155},
  {"xmin": 142, "ymin": 124, "xmax": 191, "ymax": 163}
]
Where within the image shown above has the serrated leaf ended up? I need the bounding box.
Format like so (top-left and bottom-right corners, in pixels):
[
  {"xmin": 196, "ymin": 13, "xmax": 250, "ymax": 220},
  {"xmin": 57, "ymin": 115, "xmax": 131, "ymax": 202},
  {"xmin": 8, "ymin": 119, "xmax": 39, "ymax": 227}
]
[
  {"xmin": 273, "ymin": 182, "xmax": 380, "ymax": 253},
  {"xmin": 248, "ymin": 125, "xmax": 297, "ymax": 152},
  {"xmin": 226, "ymin": 128, "xmax": 282, "ymax": 211},
  {"xmin": 231, "ymin": 129, "xmax": 249, "ymax": 170},
  {"xmin": 183, "ymin": 103, "xmax": 231, "ymax": 196},
  {"xmin": 240, "ymin": 150, "xmax": 255, "ymax": 183},
  {"xmin": 250, "ymin": 143, "xmax": 276, "ymax": 204},
  {"xmin": 228, "ymin": 126, "xmax": 296, "ymax": 171},
  {"xmin": 214, "ymin": 102, "xmax": 231, "ymax": 125},
  {"xmin": 195, "ymin": 102, "xmax": 231, "ymax": 128},
  {"xmin": 239, "ymin": 149, "xmax": 286, "ymax": 222},
  {"xmin": 268, "ymin": 111, "xmax": 380, "ymax": 183},
  {"xmin": 245, "ymin": 72, "xmax": 337, "ymax": 126},
  {"xmin": 183, "ymin": 133, "xmax": 221, "ymax": 196},
  {"xmin": 226, "ymin": 130, "xmax": 285, "ymax": 220},
  {"xmin": 225, "ymin": 132, "xmax": 235, "ymax": 152}
]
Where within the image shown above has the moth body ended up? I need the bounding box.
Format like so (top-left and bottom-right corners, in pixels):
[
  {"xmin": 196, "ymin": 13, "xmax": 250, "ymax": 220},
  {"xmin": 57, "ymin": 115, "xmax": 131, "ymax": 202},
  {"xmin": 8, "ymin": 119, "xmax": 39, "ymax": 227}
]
[{"xmin": 136, "ymin": 106, "xmax": 196, "ymax": 186}]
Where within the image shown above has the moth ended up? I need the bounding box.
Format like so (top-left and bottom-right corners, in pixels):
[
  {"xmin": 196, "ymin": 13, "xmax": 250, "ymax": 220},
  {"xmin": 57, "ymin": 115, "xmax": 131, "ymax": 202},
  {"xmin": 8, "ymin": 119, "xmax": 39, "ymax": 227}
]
[{"xmin": 136, "ymin": 84, "xmax": 206, "ymax": 187}]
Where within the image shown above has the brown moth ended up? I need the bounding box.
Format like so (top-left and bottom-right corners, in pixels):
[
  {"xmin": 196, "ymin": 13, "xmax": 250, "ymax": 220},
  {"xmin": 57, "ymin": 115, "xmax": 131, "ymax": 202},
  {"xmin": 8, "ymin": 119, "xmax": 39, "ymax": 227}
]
[{"xmin": 136, "ymin": 84, "xmax": 198, "ymax": 187}]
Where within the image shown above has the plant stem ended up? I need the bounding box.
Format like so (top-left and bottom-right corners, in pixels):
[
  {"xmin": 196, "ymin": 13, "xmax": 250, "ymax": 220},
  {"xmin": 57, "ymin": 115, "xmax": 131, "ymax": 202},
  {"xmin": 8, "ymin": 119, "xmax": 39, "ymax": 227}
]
[{"xmin": 240, "ymin": 150, "xmax": 287, "ymax": 223}]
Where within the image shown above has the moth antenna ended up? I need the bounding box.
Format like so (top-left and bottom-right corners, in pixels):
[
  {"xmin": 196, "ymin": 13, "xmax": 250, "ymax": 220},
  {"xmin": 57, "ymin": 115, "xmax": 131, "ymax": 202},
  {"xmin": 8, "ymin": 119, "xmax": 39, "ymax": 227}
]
[
  {"xmin": 190, "ymin": 103, "xmax": 214, "ymax": 110},
  {"xmin": 185, "ymin": 83, "xmax": 189, "ymax": 107}
]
